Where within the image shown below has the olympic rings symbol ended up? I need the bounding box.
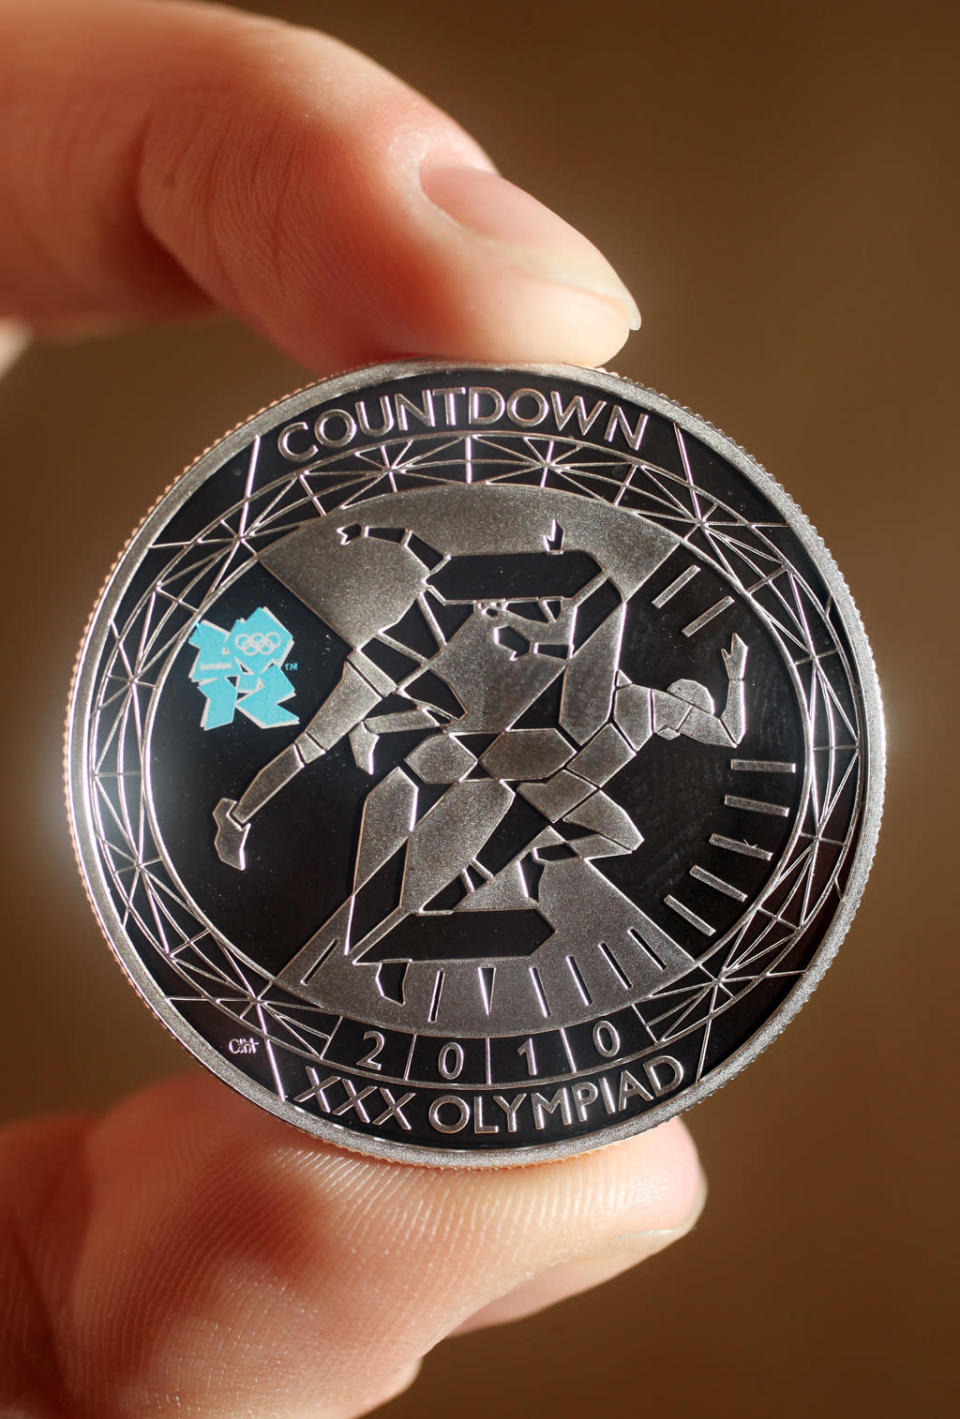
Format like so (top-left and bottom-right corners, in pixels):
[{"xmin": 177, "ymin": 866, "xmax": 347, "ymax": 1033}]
[{"xmin": 234, "ymin": 631, "xmax": 282, "ymax": 656}]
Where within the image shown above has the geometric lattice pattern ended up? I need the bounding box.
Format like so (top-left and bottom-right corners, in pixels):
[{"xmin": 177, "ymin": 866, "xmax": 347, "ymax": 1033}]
[{"xmin": 85, "ymin": 422, "xmax": 863, "ymax": 1087}]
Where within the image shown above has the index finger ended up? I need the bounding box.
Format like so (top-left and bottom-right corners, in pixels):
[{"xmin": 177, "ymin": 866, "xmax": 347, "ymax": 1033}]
[{"xmin": 0, "ymin": 0, "xmax": 639, "ymax": 368}]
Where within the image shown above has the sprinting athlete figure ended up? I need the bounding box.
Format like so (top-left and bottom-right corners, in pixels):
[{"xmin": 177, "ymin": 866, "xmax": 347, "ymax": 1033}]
[{"xmin": 211, "ymin": 521, "xmax": 747, "ymax": 996}]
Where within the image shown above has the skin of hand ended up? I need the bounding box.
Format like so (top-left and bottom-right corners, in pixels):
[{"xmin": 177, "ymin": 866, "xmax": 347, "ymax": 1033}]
[{"xmin": 0, "ymin": 2, "xmax": 705, "ymax": 1416}]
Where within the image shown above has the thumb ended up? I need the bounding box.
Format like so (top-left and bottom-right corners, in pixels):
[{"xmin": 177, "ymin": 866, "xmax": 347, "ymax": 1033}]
[{"xmin": 1, "ymin": 1072, "xmax": 702, "ymax": 1418}]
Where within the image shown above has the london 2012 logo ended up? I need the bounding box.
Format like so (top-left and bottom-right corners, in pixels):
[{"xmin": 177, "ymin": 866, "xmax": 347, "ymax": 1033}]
[{"xmin": 187, "ymin": 606, "xmax": 298, "ymax": 730}]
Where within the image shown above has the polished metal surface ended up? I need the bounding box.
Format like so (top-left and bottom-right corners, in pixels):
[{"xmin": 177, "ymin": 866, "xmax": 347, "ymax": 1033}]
[{"xmin": 66, "ymin": 361, "xmax": 884, "ymax": 1165}]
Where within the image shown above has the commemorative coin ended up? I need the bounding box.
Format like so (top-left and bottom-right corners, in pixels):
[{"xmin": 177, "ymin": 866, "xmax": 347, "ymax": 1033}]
[{"xmin": 66, "ymin": 362, "xmax": 884, "ymax": 1164}]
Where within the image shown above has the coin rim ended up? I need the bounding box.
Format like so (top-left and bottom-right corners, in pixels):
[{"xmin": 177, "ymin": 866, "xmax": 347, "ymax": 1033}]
[{"xmin": 65, "ymin": 360, "xmax": 886, "ymax": 1168}]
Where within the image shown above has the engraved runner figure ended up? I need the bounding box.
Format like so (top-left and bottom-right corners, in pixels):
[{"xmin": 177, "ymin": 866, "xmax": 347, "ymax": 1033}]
[{"xmin": 210, "ymin": 512, "xmax": 747, "ymax": 1005}]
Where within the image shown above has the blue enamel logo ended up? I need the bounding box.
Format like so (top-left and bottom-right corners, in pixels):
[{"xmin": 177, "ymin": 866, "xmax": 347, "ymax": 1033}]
[{"xmin": 188, "ymin": 607, "xmax": 298, "ymax": 730}]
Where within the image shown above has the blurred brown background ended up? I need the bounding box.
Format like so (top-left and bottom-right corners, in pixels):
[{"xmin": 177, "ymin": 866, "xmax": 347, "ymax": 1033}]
[{"xmin": 1, "ymin": 0, "xmax": 957, "ymax": 1413}]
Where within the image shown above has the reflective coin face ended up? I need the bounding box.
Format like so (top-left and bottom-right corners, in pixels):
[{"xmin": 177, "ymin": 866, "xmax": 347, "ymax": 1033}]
[{"xmin": 67, "ymin": 363, "xmax": 884, "ymax": 1165}]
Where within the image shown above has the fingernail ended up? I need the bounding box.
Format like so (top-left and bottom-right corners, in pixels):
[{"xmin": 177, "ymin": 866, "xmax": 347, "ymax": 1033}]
[
  {"xmin": 0, "ymin": 319, "xmax": 29, "ymax": 378},
  {"xmin": 449, "ymin": 1220, "xmax": 698, "ymax": 1337},
  {"xmin": 420, "ymin": 163, "xmax": 640, "ymax": 329},
  {"xmin": 451, "ymin": 1164, "xmax": 708, "ymax": 1338},
  {"xmin": 614, "ymin": 1161, "xmax": 709, "ymax": 1246},
  {"xmin": 358, "ymin": 1359, "xmax": 422, "ymax": 1410}
]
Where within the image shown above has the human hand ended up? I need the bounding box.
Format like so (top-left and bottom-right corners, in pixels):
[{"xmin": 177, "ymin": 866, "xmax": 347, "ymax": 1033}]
[
  {"xmin": 722, "ymin": 634, "xmax": 749, "ymax": 681},
  {"xmin": 0, "ymin": 3, "xmax": 704, "ymax": 1416}
]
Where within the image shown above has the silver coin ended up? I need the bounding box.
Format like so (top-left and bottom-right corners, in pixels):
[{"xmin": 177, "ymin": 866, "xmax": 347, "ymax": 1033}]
[{"xmin": 66, "ymin": 362, "xmax": 884, "ymax": 1165}]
